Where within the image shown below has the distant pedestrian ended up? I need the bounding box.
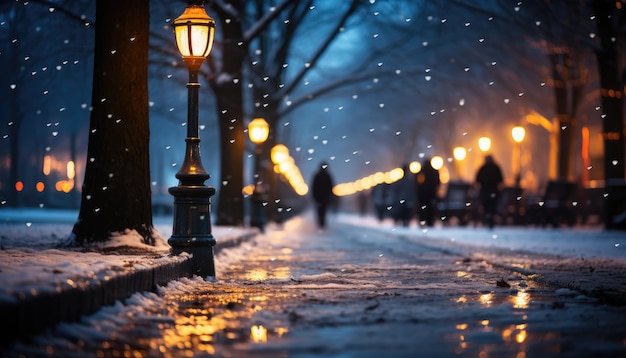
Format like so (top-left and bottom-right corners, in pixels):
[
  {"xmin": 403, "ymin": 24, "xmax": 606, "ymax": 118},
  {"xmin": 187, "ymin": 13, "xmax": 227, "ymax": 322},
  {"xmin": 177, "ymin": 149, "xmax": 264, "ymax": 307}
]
[
  {"xmin": 417, "ymin": 158, "xmax": 440, "ymax": 227},
  {"xmin": 357, "ymin": 191, "xmax": 368, "ymax": 217},
  {"xmin": 371, "ymin": 183, "xmax": 391, "ymax": 222},
  {"xmin": 390, "ymin": 164, "xmax": 417, "ymax": 227},
  {"xmin": 475, "ymin": 155, "xmax": 504, "ymax": 229},
  {"xmin": 311, "ymin": 162, "xmax": 335, "ymax": 229},
  {"xmin": 250, "ymin": 182, "xmax": 268, "ymax": 233}
]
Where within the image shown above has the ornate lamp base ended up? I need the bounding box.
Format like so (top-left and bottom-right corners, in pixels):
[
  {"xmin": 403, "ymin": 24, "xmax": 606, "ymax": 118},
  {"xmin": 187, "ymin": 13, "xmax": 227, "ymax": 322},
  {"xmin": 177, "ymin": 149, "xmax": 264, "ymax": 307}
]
[{"xmin": 168, "ymin": 185, "xmax": 216, "ymax": 277}]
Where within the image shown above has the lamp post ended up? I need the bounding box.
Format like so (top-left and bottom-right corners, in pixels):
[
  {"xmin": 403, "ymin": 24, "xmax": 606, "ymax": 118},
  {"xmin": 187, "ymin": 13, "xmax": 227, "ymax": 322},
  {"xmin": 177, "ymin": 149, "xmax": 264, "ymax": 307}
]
[
  {"xmin": 511, "ymin": 126, "xmax": 526, "ymax": 187},
  {"xmin": 247, "ymin": 118, "xmax": 269, "ymax": 232},
  {"xmin": 168, "ymin": 1, "xmax": 217, "ymax": 277}
]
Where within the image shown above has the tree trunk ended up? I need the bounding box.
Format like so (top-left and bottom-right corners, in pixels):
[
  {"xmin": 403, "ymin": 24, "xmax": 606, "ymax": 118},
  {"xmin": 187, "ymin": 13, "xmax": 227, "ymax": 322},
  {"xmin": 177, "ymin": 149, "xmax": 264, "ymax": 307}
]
[
  {"xmin": 550, "ymin": 52, "xmax": 578, "ymax": 180},
  {"xmin": 592, "ymin": 0, "xmax": 625, "ymax": 181},
  {"xmin": 6, "ymin": 5, "xmax": 24, "ymax": 207},
  {"xmin": 72, "ymin": 0, "xmax": 154, "ymax": 244},
  {"xmin": 211, "ymin": 3, "xmax": 245, "ymax": 226}
]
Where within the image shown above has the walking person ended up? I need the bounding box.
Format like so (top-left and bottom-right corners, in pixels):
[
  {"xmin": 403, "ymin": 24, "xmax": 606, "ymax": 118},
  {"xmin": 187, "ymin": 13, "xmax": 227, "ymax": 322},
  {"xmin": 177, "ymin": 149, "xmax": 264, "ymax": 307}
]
[
  {"xmin": 475, "ymin": 155, "xmax": 504, "ymax": 229},
  {"xmin": 371, "ymin": 183, "xmax": 391, "ymax": 222},
  {"xmin": 311, "ymin": 162, "xmax": 335, "ymax": 229},
  {"xmin": 390, "ymin": 164, "xmax": 417, "ymax": 227},
  {"xmin": 417, "ymin": 158, "xmax": 440, "ymax": 227}
]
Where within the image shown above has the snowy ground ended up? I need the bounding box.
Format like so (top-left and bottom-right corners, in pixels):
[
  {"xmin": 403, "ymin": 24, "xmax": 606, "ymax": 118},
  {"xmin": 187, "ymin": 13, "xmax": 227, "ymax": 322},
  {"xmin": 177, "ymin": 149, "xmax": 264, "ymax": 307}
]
[
  {"xmin": 0, "ymin": 208, "xmax": 250, "ymax": 303},
  {"xmin": 2, "ymin": 210, "xmax": 625, "ymax": 357},
  {"xmin": 339, "ymin": 214, "xmax": 626, "ymax": 260},
  {"xmin": 1, "ymin": 207, "xmax": 625, "ymax": 304}
]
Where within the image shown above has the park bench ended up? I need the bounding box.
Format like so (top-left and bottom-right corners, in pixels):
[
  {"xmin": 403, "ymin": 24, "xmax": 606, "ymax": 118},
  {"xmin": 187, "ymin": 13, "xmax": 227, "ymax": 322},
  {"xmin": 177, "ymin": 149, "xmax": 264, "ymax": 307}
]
[
  {"xmin": 526, "ymin": 180, "xmax": 577, "ymax": 227},
  {"xmin": 436, "ymin": 181, "xmax": 474, "ymax": 226},
  {"xmin": 495, "ymin": 186, "xmax": 525, "ymax": 225}
]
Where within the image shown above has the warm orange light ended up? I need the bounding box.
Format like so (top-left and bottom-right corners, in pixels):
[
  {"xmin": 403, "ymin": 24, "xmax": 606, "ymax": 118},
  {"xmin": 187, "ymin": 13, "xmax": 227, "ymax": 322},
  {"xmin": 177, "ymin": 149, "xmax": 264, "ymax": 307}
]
[
  {"xmin": 271, "ymin": 144, "xmax": 289, "ymax": 164},
  {"xmin": 248, "ymin": 118, "xmax": 269, "ymax": 144},
  {"xmin": 250, "ymin": 325, "xmax": 268, "ymax": 343},
  {"xmin": 36, "ymin": 182, "xmax": 45, "ymax": 192},
  {"xmin": 409, "ymin": 161, "xmax": 422, "ymax": 173},
  {"xmin": 453, "ymin": 147, "xmax": 467, "ymax": 161},
  {"xmin": 512, "ymin": 126, "xmax": 526, "ymax": 143},
  {"xmin": 56, "ymin": 180, "xmax": 74, "ymax": 193},
  {"xmin": 43, "ymin": 155, "xmax": 51, "ymax": 175},
  {"xmin": 242, "ymin": 184, "xmax": 255, "ymax": 196},
  {"xmin": 15, "ymin": 181, "xmax": 24, "ymax": 192},
  {"xmin": 173, "ymin": 4, "xmax": 215, "ymax": 59},
  {"xmin": 67, "ymin": 161, "xmax": 75, "ymax": 180},
  {"xmin": 478, "ymin": 137, "xmax": 491, "ymax": 152},
  {"xmin": 430, "ymin": 156, "xmax": 444, "ymax": 170}
]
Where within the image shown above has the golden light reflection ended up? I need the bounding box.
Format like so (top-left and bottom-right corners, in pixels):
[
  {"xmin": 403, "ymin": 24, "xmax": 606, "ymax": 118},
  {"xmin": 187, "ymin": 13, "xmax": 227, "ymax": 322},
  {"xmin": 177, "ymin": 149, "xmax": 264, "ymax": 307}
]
[
  {"xmin": 275, "ymin": 327, "xmax": 289, "ymax": 337},
  {"xmin": 501, "ymin": 324, "xmax": 529, "ymax": 345},
  {"xmin": 456, "ymin": 296, "xmax": 468, "ymax": 303},
  {"xmin": 246, "ymin": 268, "xmax": 269, "ymax": 281},
  {"xmin": 479, "ymin": 292, "xmax": 494, "ymax": 306},
  {"xmin": 456, "ymin": 323, "xmax": 468, "ymax": 330},
  {"xmin": 281, "ymin": 248, "xmax": 293, "ymax": 254},
  {"xmin": 251, "ymin": 325, "xmax": 268, "ymax": 343},
  {"xmin": 511, "ymin": 291, "xmax": 531, "ymax": 309},
  {"xmin": 456, "ymin": 271, "xmax": 469, "ymax": 278}
]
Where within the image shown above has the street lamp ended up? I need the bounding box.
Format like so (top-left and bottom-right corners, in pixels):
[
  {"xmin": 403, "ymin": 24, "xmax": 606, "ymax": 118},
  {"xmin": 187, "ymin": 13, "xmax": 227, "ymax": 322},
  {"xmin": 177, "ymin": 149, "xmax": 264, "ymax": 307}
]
[
  {"xmin": 248, "ymin": 118, "xmax": 269, "ymax": 232},
  {"xmin": 168, "ymin": 1, "xmax": 217, "ymax": 278},
  {"xmin": 271, "ymin": 144, "xmax": 289, "ymax": 165},
  {"xmin": 453, "ymin": 146, "xmax": 467, "ymax": 180},
  {"xmin": 248, "ymin": 118, "xmax": 269, "ymax": 145},
  {"xmin": 512, "ymin": 126, "xmax": 526, "ymax": 187},
  {"xmin": 478, "ymin": 137, "xmax": 491, "ymax": 152}
]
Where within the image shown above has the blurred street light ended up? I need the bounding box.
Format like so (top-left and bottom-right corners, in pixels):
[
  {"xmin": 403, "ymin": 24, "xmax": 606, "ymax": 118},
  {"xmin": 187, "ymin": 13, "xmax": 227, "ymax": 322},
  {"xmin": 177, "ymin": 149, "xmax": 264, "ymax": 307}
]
[
  {"xmin": 248, "ymin": 118, "xmax": 269, "ymax": 232},
  {"xmin": 271, "ymin": 144, "xmax": 289, "ymax": 165},
  {"xmin": 512, "ymin": 126, "xmax": 526, "ymax": 186},
  {"xmin": 523, "ymin": 111, "xmax": 557, "ymax": 180},
  {"xmin": 478, "ymin": 137, "xmax": 492, "ymax": 152},
  {"xmin": 248, "ymin": 118, "xmax": 269, "ymax": 145},
  {"xmin": 453, "ymin": 147, "xmax": 467, "ymax": 180},
  {"xmin": 431, "ymin": 156, "xmax": 444, "ymax": 170},
  {"xmin": 512, "ymin": 126, "xmax": 526, "ymax": 143},
  {"xmin": 168, "ymin": 0, "xmax": 217, "ymax": 277}
]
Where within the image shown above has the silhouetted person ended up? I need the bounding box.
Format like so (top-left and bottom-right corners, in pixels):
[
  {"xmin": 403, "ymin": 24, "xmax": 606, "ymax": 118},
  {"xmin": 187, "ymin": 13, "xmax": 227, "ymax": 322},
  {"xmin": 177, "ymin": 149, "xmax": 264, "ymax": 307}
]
[
  {"xmin": 311, "ymin": 162, "xmax": 335, "ymax": 229},
  {"xmin": 250, "ymin": 182, "xmax": 268, "ymax": 233},
  {"xmin": 357, "ymin": 191, "xmax": 368, "ymax": 216},
  {"xmin": 475, "ymin": 155, "xmax": 504, "ymax": 229},
  {"xmin": 417, "ymin": 158, "xmax": 440, "ymax": 227},
  {"xmin": 391, "ymin": 164, "xmax": 417, "ymax": 227},
  {"xmin": 371, "ymin": 183, "xmax": 391, "ymax": 222}
]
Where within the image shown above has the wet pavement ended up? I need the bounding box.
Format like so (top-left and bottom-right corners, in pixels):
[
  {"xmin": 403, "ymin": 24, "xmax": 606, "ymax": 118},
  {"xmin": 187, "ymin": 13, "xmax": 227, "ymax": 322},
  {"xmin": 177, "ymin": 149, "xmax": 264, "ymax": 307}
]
[{"xmin": 4, "ymin": 214, "xmax": 626, "ymax": 357}]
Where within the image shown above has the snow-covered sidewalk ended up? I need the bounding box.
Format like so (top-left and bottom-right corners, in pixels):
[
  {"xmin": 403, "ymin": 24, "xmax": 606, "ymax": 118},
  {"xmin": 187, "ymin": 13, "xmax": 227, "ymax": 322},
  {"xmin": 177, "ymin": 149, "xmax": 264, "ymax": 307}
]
[
  {"xmin": 0, "ymin": 208, "xmax": 257, "ymax": 345},
  {"xmin": 336, "ymin": 213, "xmax": 626, "ymax": 260},
  {"xmin": 0, "ymin": 209, "xmax": 254, "ymax": 302}
]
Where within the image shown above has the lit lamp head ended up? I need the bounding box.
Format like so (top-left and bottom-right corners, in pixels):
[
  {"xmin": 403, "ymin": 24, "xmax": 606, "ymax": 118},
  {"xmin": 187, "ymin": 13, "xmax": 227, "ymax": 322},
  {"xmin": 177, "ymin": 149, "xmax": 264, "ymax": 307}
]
[
  {"xmin": 430, "ymin": 156, "xmax": 444, "ymax": 170},
  {"xmin": 271, "ymin": 144, "xmax": 289, "ymax": 165},
  {"xmin": 478, "ymin": 137, "xmax": 492, "ymax": 152},
  {"xmin": 173, "ymin": 1, "xmax": 215, "ymax": 71},
  {"xmin": 512, "ymin": 126, "xmax": 526, "ymax": 143},
  {"xmin": 453, "ymin": 146, "xmax": 467, "ymax": 161},
  {"xmin": 248, "ymin": 118, "xmax": 270, "ymax": 145}
]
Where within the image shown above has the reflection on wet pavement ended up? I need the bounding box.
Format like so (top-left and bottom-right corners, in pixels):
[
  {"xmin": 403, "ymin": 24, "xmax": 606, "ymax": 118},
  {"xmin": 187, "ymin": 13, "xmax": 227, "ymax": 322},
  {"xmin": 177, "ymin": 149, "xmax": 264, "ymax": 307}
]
[{"xmin": 5, "ymin": 217, "xmax": 626, "ymax": 357}]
